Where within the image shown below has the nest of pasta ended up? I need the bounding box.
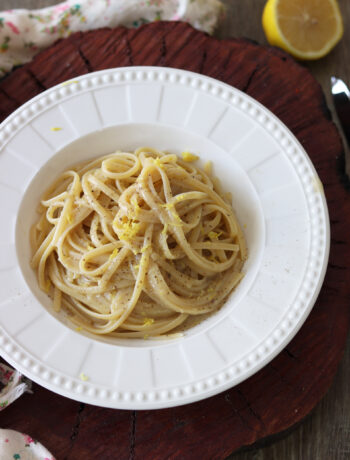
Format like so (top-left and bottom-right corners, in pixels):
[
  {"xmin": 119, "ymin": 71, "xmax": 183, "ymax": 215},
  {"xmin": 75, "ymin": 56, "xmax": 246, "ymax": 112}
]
[{"xmin": 31, "ymin": 147, "xmax": 247, "ymax": 338}]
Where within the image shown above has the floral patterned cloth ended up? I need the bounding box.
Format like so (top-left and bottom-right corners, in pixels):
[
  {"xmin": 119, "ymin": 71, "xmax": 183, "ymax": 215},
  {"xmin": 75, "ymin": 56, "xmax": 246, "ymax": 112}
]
[
  {"xmin": 0, "ymin": 0, "xmax": 224, "ymax": 77},
  {"xmin": 0, "ymin": 365, "xmax": 52, "ymax": 459},
  {"xmin": 0, "ymin": 363, "xmax": 31, "ymax": 411},
  {"xmin": 0, "ymin": 429, "xmax": 55, "ymax": 460}
]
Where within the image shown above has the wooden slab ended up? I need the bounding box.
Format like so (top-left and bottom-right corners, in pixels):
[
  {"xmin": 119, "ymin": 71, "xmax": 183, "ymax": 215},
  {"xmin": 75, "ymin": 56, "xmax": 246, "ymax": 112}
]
[{"xmin": 1, "ymin": 22, "xmax": 350, "ymax": 460}]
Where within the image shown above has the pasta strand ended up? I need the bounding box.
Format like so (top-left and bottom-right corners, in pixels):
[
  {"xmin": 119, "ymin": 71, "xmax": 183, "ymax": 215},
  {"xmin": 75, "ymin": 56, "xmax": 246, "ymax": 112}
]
[{"xmin": 31, "ymin": 148, "xmax": 247, "ymax": 337}]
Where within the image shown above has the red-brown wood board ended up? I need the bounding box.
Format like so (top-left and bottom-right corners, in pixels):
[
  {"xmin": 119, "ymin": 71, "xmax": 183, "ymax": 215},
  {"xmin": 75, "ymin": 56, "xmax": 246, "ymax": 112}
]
[{"xmin": 1, "ymin": 22, "xmax": 349, "ymax": 460}]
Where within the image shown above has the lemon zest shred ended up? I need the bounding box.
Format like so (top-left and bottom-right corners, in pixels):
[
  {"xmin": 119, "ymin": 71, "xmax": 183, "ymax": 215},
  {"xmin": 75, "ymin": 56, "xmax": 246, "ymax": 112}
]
[
  {"xmin": 181, "ymin": 151, "xmax": 199, "ymax": 162},
  {"xmin": 160, "ymin": 202, "xmax": 174, "ymax": 210},
  {"xmin": 131, "ymin": 196, "xmax": 141, "ymax": 214},
  {"xmin": 208, "ymin": 231, "xmax": 222, "ymax": 240},
  {"xmin": 75, "ymin": 326, "xmax": 82, "ymax": 332},
  {"xmin": 109, "ymin": 248, "xmax": 119, "ymax": 260},
  {"xmin": 171, "ymin": 210, "xmax": 182, "ymax": 223},
  {"xmin": 116, "ymin": 219, "xmax": 141, "ymax": 242},
  {"xmin": 61, "ymin": 80, "xmax": 79, "ymax": 86},
  {"xmin": 141, "ymin": 258, "xmax": 147, "ymax": 267},
  {"xmin": 153, "ymin": 157, "xmax": 164, "ymax": 168},
  {"xmin": 50, "ymin": 127, "xmax": 62, "ymax": 132},
  {"xmin": 79, "ymin": 372, "xmax": 89, "ymax": 381},
  {"xmin": 170, "ymin": 220, "xmax": 183, "ymax": 228},
  {"xmin": 173, "ymin": 193, "xmax": 189, "ymax": 203},
  {"xmin": 143, "ymin": 317, "xmax": 155, "ymax": 326},
  {"xmin": 140, "ymin": 243, "xmax": 151, "ymax": 253}
]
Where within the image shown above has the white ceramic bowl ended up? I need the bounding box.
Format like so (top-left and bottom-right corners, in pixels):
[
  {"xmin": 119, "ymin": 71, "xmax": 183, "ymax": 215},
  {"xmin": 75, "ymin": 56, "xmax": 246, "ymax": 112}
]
[{"xmin": 0, "ymin": 67, "xmax": 329, "ymax": 409}]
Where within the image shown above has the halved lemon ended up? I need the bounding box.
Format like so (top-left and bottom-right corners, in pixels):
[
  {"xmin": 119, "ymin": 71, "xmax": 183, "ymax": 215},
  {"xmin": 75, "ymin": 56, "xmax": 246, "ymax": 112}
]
[{"xmin": 262, "ymin": 0, "xmax": 344, "ymax": 60}]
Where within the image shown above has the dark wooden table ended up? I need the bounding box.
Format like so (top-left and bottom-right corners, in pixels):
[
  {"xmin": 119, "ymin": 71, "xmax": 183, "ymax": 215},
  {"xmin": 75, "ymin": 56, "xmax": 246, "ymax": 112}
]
[{"xmin": 0, "ymin": 1, "xmax": 350, "ymax": 459}]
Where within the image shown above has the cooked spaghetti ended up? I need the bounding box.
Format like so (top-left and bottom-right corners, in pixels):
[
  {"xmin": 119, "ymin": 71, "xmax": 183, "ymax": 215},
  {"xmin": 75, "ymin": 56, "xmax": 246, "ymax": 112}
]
[{"xmin": 31, "ymin": 147, "xmax": 247, "ymax": 338}]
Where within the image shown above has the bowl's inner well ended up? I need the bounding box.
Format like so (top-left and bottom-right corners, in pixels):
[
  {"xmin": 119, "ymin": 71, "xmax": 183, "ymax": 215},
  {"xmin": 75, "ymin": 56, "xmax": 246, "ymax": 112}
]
[{"xmin": 16, "ymin": 123, "xmax": 265, "ymax": 347}]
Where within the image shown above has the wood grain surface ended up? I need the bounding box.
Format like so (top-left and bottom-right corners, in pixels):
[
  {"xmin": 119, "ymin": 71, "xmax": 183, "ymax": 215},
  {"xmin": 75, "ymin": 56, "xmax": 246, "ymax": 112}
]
[{"xmin": 0, "ymin": 1, "xmax": 350, "ymax": 460}]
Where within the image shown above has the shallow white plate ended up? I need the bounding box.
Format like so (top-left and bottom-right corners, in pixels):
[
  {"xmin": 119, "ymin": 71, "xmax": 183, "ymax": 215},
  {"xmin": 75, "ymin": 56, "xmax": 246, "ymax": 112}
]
[{"xmin": 0, "ymin": 67, "xmax": 329, "ymax": 409}]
